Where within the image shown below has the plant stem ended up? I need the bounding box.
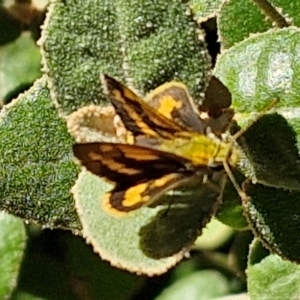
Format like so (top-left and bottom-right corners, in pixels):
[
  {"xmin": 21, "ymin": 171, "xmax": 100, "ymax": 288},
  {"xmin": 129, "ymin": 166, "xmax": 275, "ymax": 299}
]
[{"xmin": 251, "ymin": 0, "xmax": 290, "ymax": 28}]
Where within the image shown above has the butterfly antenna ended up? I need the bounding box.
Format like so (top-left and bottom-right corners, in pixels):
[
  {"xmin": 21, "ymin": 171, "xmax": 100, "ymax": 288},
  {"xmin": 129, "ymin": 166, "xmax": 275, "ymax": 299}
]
[{"xmin": 231, "ymin": 98, "xmax": 279, "ymax": 141}]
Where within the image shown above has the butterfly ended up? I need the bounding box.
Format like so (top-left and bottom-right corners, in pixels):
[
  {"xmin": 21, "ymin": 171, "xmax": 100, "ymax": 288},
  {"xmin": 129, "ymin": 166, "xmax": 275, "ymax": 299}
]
[{"xmin": 73, "ymin": 75, "xmax": 243, "ymax": 215}]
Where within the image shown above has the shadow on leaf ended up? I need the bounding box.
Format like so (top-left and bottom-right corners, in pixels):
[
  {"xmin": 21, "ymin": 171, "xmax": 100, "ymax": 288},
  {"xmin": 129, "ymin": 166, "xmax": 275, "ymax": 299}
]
[
  {"xmin": 139, "ymin": 173, "xmax": 225, "ymax": 259},
  {"xmin": 239, "ymin": 113, "xmax": 300, "ymax": 190}
]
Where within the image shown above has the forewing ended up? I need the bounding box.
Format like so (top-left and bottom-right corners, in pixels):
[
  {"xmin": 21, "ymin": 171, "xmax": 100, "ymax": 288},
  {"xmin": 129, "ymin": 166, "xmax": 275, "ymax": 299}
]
[
  {"xmin": 101, "ymin": 74, "xmax": 190, "ymax": 140},
  {"xmin": 73, "ymin": 142, "xmax": 209, "ymax": 214},
  {"xmin": 73, "ymin": 142, "xmax": 191, "ymax": 181}
]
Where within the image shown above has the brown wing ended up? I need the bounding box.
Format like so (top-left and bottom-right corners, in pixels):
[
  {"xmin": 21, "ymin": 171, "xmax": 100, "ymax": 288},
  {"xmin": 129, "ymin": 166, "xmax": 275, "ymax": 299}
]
[
  {"xmin": 146, "ymin": 81, "xmax": 206, "ymax": 134},
  {"xmin": 73, "ymin": 142, "xmax": 209, "ymax": 214},
  {"xmin": 101, "ymin": 74, "xmax": 192, "ymax": 140},
  {"xmin": 201, "ymin": 76, "xmax": 232, "ymax": 118}
]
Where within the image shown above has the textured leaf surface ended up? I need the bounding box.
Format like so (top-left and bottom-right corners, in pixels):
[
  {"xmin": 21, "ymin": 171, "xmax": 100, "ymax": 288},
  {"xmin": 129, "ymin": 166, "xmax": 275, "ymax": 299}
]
[
  {"xmin": 241, "ymin": 113, "xmax": 300, "ymax": 191},
  {"xmin": 115, "ymin": 0, "xmax": 210, "ymax": 97},
  {"xmin": 218, "ymin": 0, "xmax": 270, "ymax": 49},
  {"xmin": 215, "ymin": 27, "xmax": 300, "ymax": 263},
  {"xmin": 41, "ymin": 0, "xmax": 123, "ymax": 113},
  {"xmin": 73, "ymin": 170, "xmax": 223, "ymax": 275},
  {"xmin": 243, "ymin": 181, "xmax": 300, "ymax": 263},
  {"xmin": 0, "ymin": 78, "xmax": 80, "ymax": 229},
  {"xmin": 0, "ymin": 213, "xmax": 26, "ymax": 299},
  {"xmin": 41, "ymin": 0, "xmax": 210, "ymax": 113},
  {"xmin": 218, "ymin": 0, "xmax": 299, "ymax": 48},
  {"xmin": 215, "ymin": 27, "xmax": 300, "ymax": 114},
  {"xmin": 248, "ymin": 253, "xmax": 300, "ymax": 300}
]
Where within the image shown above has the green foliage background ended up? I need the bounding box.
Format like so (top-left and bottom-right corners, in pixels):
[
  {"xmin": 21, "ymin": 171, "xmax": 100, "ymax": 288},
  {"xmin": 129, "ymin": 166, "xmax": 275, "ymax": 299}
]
[{"xmin": 1, "ymin": 0, "xmax": 300, "ymax": 299}]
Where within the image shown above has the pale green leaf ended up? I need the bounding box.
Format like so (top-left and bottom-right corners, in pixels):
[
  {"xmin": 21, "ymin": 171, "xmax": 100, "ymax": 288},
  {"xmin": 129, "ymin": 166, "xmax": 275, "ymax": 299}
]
[
  {"xmin": 248, "ymin": 254, "xmax": 300, "ymax": 300},
  {"xmin": 73, "ymin": 170, "xmax": 223, "ymax": 275},
  {"xmin": 155, "ymin": 270, "xmax": 230, "ymax": 300},
  {"xmin": 194, "ymin": 218, "xmax": 233, "ymax": 250},
  {"xmin": 0, "ymin": 212, "xmax": 26, "ymax": 299},
  {"xmin": 0, "ymin": 33, "xmax": 41, "ymax": 100},
  {"xmin": 215, "ymin": 27, "xmax": 300, "ymax": 114}
]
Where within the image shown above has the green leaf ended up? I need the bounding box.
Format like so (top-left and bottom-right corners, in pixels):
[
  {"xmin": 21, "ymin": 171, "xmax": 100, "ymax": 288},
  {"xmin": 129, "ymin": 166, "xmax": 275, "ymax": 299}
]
[
  {"xmin": 194, "ymin": 218, "xmax": 233, "ymax": 250},
  {"xmin": 215, "ymin": 27, "xmax": 300, "ymax": 264},
  {"xmin": 155, "ymin": 270, "xmax": 230, "ymax": 300},
  {"xmin": 41, "ymin": 0, "xmax": 210, "ymax": 113},
  {"xmin": 0, "ymin": 212, "xmax": 26, "ymax": 299},
  {"xmin": 0, "ymin": 33, "xmax": 41, "ymax": 101},
  {"xmin": 214, "ymin": 28, "xmax": 300, "ymax": 187},
  {"xmin": 41, "ymin": 1, "xmax": 124, "ymax": 113},
  {"xmin": 0, "ymin": 78, "xmax": 80, "ymax": 229},
  {"xmin": 240, "ymin": 113, "xmax": 300, "ymax": 190},
  {"xmin": 215, "ymin": 27, "xmax": 300, "ymax": 113},
  {"xmin": 218, "ymin": 0, "xmax": 270, "ymax": 49},
  {"xmin": 73, "ymin": 170, "xmax": 224, "ymax": 275},
  {"xmin": 248, "ymin": 253, "xmax": 300, "ymax": 300},
  {"xmin": 114, "ymin": 0, "xmax": 210, "ymax": 97},
  {"xmin": 248, "ymin": 239, "xmax": 270, "ymax": 266},
  {"xmin": 218, "ymin": 0, "xmax": 300, "ymax": 48},
  {"xmin": 243, "ymin": 181, "xmax": 300, "ymax": 263},
  {"xmin": 190, "ymin": 0, "xmax": 223, "ymax": 21}
]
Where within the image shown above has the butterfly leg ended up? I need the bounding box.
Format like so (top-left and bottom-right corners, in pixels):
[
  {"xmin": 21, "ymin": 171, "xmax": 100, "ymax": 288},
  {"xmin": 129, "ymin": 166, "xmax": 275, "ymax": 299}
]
[{"xmin": 223, "ymin": 160, "xmax": 250, "ymax": 202}]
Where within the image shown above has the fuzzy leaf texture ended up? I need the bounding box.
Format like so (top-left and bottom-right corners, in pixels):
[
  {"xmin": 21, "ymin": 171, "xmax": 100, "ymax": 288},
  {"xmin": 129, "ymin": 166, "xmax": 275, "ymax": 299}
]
[
  {"xmin": 248, "ymin": 240, "xmax": 300, "ymax": 300},
  {"xmin": 73, "ymin": 169, "xmax": 224, "ymax": 275},
  {"xmin": 215, "ymin": 28, "xmax": 300, "ymax": 263},
  {"xmin": 218, "ymin": 0, "xmax": 300, "ymax": 48},
  {"xmin": 0, "ymin": 78, "xmax": 80, "ymax": 230},
  {"xmin": 41, "ymin": 0, "xmax": 211, "ymax": 113}
]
